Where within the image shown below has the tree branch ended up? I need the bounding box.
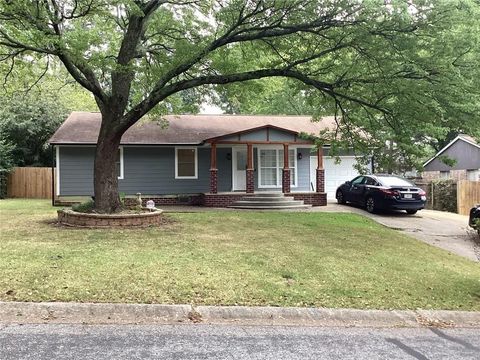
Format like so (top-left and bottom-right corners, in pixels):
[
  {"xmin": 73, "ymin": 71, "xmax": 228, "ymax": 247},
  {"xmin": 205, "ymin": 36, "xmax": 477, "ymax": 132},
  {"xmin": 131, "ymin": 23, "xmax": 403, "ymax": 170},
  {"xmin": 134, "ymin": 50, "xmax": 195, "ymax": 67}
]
[
  {"xmin": 122, "ymin": 67, "xmax": 388, "ymax": 132},
  {"xmin": 151, "ymin": 4, "xmax": 361, "ymax": 92}
]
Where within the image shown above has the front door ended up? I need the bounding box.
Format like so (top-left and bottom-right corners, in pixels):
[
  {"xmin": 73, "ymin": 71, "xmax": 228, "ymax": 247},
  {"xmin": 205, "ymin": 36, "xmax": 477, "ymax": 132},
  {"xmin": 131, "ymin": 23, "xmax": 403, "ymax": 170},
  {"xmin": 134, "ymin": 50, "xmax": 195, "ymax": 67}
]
[{"xmin": 233, "ymin": 148, "xmax": 247, "ymax": 191}]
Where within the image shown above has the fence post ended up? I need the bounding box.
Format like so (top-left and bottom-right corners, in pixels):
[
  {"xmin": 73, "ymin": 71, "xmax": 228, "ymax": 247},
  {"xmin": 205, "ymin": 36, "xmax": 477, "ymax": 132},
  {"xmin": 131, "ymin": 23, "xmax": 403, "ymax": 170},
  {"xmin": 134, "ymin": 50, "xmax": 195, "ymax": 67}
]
[
  {"xmin": 457, "ymin": 180, "xmax": 461, "ymax": 214},
  {"xmin": 431, "ymin": 182, "xmax": 434, "ymax": 209}
]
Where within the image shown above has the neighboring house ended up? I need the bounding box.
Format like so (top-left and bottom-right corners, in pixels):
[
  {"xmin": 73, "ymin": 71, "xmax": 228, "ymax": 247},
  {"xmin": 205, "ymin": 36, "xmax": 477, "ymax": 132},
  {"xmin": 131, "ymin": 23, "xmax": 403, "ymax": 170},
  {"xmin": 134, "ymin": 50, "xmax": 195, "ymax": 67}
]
[
  {"xmin": 49, "ymin": 112, "xmax": 371, "ymax": 207},
  {"xmin": 422, "ymin": 135, "xmax": 480, "ymax": 181}
]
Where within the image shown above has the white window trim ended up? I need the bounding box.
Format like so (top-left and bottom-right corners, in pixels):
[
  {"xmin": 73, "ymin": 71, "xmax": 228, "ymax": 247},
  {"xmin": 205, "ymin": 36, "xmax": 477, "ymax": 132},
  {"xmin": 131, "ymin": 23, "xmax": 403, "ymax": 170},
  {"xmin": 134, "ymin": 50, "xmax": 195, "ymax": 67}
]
[
  {"xmin": 117, "ymin": 146, "xmax": 124, "ymax": 180},
  {"xmin": 257, "ymin": 147, "xmax": 298, "ymax": 188},
  {"xmin": 56, "ymin": 146, "xmax": 60, "ymax": 196},
  {"xmin": 175, "ymin": 147, "xmax": 198, "ymax": 179}
]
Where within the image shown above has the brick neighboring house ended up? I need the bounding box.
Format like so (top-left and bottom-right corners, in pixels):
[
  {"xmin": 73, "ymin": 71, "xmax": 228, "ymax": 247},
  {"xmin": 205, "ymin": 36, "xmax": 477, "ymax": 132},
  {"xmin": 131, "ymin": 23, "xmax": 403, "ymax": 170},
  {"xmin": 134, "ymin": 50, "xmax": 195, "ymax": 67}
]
[{"xmin": 422, "ymin": 135, "xmax": 480, "ymax": 181}]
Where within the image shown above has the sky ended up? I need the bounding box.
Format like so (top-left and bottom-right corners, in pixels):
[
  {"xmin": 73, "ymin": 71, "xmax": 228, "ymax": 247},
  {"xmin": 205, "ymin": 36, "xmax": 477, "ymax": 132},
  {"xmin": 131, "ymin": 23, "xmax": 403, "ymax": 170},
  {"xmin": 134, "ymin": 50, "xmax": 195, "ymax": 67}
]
[{"xmin": 199, "ymin": 102, "xmax": 224, "ymax": 114}]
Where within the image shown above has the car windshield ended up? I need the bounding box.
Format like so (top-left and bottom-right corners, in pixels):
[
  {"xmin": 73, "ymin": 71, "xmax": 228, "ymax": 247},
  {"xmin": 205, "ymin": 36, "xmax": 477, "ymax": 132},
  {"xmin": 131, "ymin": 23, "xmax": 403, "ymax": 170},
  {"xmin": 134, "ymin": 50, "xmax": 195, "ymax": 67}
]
[{"xmin": 377, "ymin": 176, "xmax": 414, "ymax": 187}]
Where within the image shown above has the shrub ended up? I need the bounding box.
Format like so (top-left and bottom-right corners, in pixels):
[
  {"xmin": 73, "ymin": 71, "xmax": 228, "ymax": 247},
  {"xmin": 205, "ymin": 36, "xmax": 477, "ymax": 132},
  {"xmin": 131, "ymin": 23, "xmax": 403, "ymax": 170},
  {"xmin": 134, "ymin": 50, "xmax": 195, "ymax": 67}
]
[
  {"xmin": 431, "ymin": 179, "xmax": 457, "ymax": 213},
  {"xmin": 72, "ymin": 200, "xmax": 95, "ymax": 213},
  {"xmin": 119, "ymin": 192, "xmax": 126, "ymax": 205}
]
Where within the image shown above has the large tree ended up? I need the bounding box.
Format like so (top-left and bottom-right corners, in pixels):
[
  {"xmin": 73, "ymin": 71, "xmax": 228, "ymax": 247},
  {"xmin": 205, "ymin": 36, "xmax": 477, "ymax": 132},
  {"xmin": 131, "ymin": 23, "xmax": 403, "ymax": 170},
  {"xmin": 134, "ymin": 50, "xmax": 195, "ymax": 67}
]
[{"xmin": 0, "ymin": 0, "xmax": 478, "ymax": 212}]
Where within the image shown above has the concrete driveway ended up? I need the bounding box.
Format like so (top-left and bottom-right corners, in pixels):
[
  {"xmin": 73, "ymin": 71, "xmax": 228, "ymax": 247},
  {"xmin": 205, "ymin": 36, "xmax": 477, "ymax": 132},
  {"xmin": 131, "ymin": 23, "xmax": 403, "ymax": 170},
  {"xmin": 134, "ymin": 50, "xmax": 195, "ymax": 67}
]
[{"xmin": 319, "ymin": 203, "xmax": 480, "ymax": 262}]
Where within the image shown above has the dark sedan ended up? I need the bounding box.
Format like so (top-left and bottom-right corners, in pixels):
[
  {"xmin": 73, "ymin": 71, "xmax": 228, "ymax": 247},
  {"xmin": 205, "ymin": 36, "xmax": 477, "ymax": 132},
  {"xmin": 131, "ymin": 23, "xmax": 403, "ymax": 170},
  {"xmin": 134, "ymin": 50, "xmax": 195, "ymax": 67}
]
[
  {"xmin": 469, "ymin": 205, "xmax": 480, "ymax": 235},
  {"xmin": 336, "ymin": 174, "xmax": 427, "ymax": 214}
]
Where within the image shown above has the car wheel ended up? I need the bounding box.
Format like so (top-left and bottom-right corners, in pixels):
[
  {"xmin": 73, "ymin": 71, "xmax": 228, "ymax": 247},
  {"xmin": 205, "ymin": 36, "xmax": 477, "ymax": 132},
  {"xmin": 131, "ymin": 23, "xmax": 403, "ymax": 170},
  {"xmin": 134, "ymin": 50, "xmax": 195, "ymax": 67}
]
[
  {"xmin": 336, "ymin": 190, "xmax": 346, "ymax": 205},
  {"xmin": 406, "ymin": 209, "xmax": 417, "ymax": 215},
  {"xmin": 365, "ymin": 197, "xmax": 376, "ymax": 213}
]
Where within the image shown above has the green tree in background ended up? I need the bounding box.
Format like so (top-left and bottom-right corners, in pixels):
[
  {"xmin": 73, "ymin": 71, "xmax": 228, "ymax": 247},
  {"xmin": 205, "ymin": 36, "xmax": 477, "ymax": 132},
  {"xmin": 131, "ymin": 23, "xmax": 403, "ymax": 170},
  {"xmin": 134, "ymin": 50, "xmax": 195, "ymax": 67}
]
[
  {"xmin": 0, "ymin": 139, "xmax": 14, "ymax": 171},
  {"xmin": 0, "ymin": 93, "xmax": 67, "ymax": 167}
]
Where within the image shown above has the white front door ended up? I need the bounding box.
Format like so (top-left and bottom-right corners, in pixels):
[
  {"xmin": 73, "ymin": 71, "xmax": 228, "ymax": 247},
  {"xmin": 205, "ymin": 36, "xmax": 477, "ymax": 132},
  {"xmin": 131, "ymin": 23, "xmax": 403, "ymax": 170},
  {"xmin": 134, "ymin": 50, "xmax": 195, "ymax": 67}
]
[{"xmin": 233, "ymin": 148, "xmax": 247, "ymax": 191}]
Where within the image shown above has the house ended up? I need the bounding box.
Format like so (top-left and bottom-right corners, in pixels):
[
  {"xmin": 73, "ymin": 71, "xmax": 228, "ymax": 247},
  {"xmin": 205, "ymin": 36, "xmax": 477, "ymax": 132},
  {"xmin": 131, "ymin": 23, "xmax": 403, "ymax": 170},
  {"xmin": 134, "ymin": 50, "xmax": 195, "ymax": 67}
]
[
  {"xmin": 422, "ymin": 135, "xmax": 480, "ymax": 181},
  {"xmin": 49, "ymin": 112, "xmax": 371, "ymax": 207}
]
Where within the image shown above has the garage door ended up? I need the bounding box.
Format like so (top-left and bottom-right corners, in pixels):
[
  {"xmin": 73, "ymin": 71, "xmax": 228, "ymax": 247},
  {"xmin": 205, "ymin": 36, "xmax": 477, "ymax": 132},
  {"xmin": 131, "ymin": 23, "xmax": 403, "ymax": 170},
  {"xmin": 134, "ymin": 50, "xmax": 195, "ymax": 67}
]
[{"xmin": 310, "ymin": 156, "xmax": 362, "ymax": 200}]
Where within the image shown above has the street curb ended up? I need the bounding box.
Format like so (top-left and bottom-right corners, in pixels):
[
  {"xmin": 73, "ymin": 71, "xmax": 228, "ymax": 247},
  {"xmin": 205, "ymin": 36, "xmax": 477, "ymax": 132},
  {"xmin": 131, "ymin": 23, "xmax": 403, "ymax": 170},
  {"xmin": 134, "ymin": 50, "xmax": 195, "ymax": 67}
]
[
  {"xmin": 0, "ymin": 302, "xmax": 191, "ymax": 325},
  {"xmin": 0, "ymin": 302, "xmax": 479, "ymax": 328},
  {"xmin": 195, "ymin": 306, "xmax": 419, "ymax": 327}
]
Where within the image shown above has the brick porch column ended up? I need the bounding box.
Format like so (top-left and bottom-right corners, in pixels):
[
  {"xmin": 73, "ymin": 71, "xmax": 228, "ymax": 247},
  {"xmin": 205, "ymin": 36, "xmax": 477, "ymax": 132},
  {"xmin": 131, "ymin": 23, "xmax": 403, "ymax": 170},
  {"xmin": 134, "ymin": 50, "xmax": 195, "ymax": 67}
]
[
  {"xmin": 246, "ymin": 143, "xmax": 254, "ymax": 193},
  {"xmin": 210, "ymin": 143, "xmax": 218, "ymax": 194},
  {"xmin": 282, "ymin": 143, "xmax": 291, "ymax": 193},
  {"xmin": 316, "ymin": 147, "xmax": 325, "ymax": 193}
]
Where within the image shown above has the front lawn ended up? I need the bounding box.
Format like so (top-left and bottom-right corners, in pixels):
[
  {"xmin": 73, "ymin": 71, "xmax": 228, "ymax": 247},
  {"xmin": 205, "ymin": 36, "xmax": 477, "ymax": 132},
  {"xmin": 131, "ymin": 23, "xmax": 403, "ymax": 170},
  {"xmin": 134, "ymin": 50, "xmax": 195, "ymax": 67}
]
[{"xmin": 0, "ymin": 199, "xmax": 479, "ymax": 310}]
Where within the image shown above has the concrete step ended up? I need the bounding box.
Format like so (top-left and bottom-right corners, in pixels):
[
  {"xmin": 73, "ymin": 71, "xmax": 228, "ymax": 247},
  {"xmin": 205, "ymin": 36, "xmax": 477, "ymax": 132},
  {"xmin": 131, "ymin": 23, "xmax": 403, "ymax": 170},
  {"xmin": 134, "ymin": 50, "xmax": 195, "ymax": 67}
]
[
  {"xmin": 248, "ymin": 193, "xmax": 285, "ymax": 197},
  {"xmin": 228, "ymin": 204, "xmax": 312, "ymax": 210},
  {"xmin": 240, "ymin": 196, "xmax": 294, "ymax": 202},
  {"xmin": 229, "ymin": 192, "xmax": 311, "ymax": 209},
  {"xmin": 233, "ymin": 200, "xmax": 305, "ymax": 207}
]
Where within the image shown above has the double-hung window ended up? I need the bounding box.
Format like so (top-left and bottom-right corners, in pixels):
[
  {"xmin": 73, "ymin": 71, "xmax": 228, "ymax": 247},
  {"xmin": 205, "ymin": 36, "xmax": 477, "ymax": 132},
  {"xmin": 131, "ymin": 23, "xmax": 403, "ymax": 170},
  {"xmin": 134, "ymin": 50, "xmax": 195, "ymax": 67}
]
[
  {"xmin": 175, "ymin": 147, "xmax": 198, "ymax": 179},
  {"xmin": 258, "ymin": 148, "xmax": 296, "ymax": 188}
]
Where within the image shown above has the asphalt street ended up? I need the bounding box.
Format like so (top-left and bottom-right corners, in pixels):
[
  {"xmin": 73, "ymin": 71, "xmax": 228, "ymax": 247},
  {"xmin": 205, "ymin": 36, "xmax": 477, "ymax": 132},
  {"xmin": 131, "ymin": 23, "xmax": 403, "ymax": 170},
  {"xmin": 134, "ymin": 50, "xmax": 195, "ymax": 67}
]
[{"xmin": 0, "ymin": 324, "xmax": 479, "ymax": 360}]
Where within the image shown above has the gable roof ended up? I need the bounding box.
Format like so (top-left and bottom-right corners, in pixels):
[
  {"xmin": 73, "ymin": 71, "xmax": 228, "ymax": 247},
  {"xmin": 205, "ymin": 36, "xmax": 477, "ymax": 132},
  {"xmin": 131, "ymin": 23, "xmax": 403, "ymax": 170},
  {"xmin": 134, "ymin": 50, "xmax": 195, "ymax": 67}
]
[
  {"xmin": 423, "ymin": 134, "xmax": 480, "ymax": 167},
  {"xmin": 49, "ymin": 112, "xmax": 336, "ymax": 145}
]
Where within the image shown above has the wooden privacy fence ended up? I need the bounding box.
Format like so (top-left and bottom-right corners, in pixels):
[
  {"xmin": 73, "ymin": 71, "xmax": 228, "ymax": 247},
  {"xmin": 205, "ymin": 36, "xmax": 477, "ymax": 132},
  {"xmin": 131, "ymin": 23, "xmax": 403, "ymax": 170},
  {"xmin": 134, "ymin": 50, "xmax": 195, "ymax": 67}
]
[
  {"xmin": 457, "ymin": 180, "xmax": 480, "ymax": 216},
  {"xmin": 6, "ymin": 167, "xmax": 54, "ymax": 199}
]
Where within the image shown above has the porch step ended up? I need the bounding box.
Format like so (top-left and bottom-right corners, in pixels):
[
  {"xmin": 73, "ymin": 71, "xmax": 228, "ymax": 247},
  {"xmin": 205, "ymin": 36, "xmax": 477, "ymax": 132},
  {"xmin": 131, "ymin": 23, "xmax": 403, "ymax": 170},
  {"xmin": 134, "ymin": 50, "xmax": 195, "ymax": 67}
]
[
  {"xmin": 228, "ymin": 193, "xmax": 311, "ymax": 210},
  {"xmin": 240, "ymin": 196, "xmax": 296, "ymax": 201},
  {"xmin": 247, "ymin": 192, "xmax": 285, "ymax": 197},
  {"xmin": 228, "ymin": 205, "xmax": 312, "ymax": 210}
]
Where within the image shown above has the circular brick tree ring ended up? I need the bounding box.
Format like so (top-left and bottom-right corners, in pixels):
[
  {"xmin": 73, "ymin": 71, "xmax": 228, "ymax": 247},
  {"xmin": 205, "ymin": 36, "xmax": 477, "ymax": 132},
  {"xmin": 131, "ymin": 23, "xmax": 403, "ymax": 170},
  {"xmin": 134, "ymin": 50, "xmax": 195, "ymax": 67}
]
[{"xmin": 57, "ymin": 209, "xmax": 164, "ymax": 227}]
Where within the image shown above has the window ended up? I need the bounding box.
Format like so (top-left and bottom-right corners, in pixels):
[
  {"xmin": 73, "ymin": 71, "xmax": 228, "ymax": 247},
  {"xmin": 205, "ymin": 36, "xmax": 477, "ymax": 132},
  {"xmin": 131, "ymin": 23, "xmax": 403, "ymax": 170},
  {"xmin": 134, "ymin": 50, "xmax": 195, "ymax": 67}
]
[
  {"xmin": 175, "ymin": 147, "xmax": 198, "ymax": 179},
  {"xmin": 439, "ymin": 171, "xmax": 450, "ymax": 179},
  {"xmin": 258, "ymin": 148, "xmax": 297, "ymax": 187},
  {"xmin": 364, "ymin": 177, "xmax": 378, "ymax": 186},
  {"xmin": 236, "ymin": 150, "xmax": 247, "ymax": 171},
  {"xmin": 467, "ymin": 169, "xmax": 479, "ymax": 181},
  {"xmin": 351, "ymin": 176, "xmax": 365, "ymax": 185},
  {"xmin": 377, "ymin": 176, "xmax": 413, "ymax": 186},
  {"xmin": 116, "ymin": 147, "xmax": 124, "ymax": 179}
]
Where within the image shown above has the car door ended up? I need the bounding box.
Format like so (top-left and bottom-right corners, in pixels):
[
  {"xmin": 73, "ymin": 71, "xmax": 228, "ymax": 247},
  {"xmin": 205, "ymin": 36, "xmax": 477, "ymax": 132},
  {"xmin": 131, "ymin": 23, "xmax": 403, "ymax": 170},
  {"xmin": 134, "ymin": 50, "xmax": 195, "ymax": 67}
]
[
  {"xmin": 362, "ymin": 176, "xmax": 378, "ymax": 204},
  {"xmin": 345, "ymin": 176, "xmax": 365, "ymax": 203}
]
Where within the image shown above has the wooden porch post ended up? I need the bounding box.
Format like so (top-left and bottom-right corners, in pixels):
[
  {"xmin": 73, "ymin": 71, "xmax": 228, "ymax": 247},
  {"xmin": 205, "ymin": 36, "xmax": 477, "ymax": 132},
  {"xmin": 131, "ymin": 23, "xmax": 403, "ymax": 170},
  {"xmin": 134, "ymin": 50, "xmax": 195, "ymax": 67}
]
[
  {"xmin": 282, "ymin": 143, "xmax": 291, "ymax": 193},
  {"xmin": 316, "ymin": 147, "xmax": 325, "ymax": 193},
  {"xmin": 209, "ymin": 143, "xmax": 218, "ymax": 194},
  {"xmin": 246, "ymin": 143, "xmax": 254, "ymax": 193}
]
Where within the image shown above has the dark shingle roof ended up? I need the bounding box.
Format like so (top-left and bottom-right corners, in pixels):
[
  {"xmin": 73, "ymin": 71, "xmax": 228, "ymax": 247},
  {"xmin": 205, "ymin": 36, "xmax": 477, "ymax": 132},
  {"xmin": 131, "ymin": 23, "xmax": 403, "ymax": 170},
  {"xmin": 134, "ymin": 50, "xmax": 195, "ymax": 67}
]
[{"xmin": 49, "ymin": 112, "xmax": 336, "ymax": 145}]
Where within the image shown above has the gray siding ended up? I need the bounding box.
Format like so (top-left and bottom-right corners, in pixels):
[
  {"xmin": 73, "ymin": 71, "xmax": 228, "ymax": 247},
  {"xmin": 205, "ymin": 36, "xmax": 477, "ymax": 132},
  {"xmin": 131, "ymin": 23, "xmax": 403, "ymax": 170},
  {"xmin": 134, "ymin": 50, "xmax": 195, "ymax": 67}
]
[
  {"xmin": 221, "ymin": 127, "xmax": 297, "ymax": 142},
  {"xmin": 269, "ymin": 128, "xmax": 296, "ymax": 142},
  {"xmin": 424, "ymin": 140, "xmax": 480, "ymax": 171},
  {"xmin": 58, "ymin": 145, "xmax": 313, "ymax": 196},
  {"xmin": 59, "ymin": 146, "xmax": 95, "ymax": 195},
  {"xmin": 59, "ymin": 146, "xmax": 232, "ymax": 196},
  {"xmin": 216, "ymin": 148, "xmax": 233, "ymax": 191}
]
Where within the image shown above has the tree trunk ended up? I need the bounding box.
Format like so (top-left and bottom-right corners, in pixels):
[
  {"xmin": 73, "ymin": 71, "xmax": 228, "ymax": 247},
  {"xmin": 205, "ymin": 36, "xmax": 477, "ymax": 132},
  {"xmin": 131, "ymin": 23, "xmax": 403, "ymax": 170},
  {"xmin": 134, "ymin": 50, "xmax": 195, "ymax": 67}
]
[{"xmin": 93, "ymin": 116, "xmax": 123, "ymax": 213}]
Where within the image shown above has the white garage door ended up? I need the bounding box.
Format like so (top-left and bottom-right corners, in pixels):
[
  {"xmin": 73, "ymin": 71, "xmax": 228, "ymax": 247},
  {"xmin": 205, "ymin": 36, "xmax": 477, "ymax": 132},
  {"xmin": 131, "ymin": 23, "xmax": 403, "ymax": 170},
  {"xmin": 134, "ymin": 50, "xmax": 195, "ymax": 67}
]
[{"xmin": 310, "ymin": 156, "xmax": 362, "ymax": 200}]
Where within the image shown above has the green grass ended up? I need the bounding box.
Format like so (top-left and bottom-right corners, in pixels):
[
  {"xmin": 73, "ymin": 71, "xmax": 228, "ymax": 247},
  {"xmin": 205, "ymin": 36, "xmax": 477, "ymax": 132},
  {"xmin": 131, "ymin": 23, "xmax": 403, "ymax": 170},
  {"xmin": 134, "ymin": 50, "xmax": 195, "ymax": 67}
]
[{"xmin": 0, "ymin": 199, "xmax": 479, "ymax": 310}]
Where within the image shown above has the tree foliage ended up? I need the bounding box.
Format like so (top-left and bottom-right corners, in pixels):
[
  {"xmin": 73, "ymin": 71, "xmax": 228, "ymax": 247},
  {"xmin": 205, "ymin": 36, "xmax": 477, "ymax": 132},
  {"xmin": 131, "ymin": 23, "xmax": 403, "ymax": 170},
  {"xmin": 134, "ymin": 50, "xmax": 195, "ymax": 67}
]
[
  {"xmin": 0, "ymin": 93, "xmax": 67, "ymax": 166},
  {"xmin": 213, "ymin": 1, "xmax": 480, "ymax": 173},
  {"xmin": 0, "ymin": 138, "xmax": 14, "ymax": 172},
  {"xmin": 0, "ymin": 0, "xmax": 478, "ymax": 211}
]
